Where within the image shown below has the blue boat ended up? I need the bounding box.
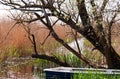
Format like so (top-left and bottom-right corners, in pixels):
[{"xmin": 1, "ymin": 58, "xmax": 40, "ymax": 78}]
[{"xmin": 44, "ymin": 67, "xmax": 120, "ymax": 79}]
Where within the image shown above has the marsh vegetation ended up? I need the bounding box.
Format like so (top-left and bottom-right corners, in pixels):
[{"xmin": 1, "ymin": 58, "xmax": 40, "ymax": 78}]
[{"xmin": 0, "ymin": 19, "xmax": 120, "ymax": 78}]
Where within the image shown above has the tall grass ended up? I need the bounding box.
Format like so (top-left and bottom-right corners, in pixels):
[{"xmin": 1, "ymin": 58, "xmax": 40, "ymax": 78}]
[
  {"xmin": 72, "ymin": 72, "xmax": 120, "ymax": 79},
  {"xmin": 51, "ymin": 53, "xmax": 86, "ymax": 67}
]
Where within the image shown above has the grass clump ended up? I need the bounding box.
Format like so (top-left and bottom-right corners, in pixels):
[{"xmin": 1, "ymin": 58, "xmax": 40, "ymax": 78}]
[
  {"xmin": 72, "ymin": 72, "xmax": 120, "ymax": 79},
  {"xmin": 52, "ymin": 53, "xmax": 84, "ymax": 67}
]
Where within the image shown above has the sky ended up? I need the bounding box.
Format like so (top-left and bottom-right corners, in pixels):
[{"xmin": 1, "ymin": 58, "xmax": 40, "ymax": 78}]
[
  {"xmin": 0, "ymin": 0, "xmax": 120, "ymax": 20},
  {"xmin": 0, "ymin": 5, "xmax": 7, "ymax": 15},
  {"xmin": 0, "ymin": 4, "xmax": 10, "ymax": 20}
]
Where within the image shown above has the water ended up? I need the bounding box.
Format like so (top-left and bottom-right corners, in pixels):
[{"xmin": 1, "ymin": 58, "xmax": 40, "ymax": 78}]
[{"xmin": 0, "ymin": 57, "xmax": 46, "ymax": 79}]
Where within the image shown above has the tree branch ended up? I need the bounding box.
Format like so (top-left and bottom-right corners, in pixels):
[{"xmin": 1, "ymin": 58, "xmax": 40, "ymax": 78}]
[
  {"xmin": 32, "ymin": 54, "xmax": 71, "ymax": 67},
  {"xmin": 90, "ymin": 0, "xmax": 97, "ymax": 20},
  {"xmin": 33, "ymin": 3, "xmax": 102, "ymax": 68},
  {"xmin": 31, "ymin": 34, "xmax": 38, "ymax": 55},
  {"xmin": 98, "ymin": 0, "xmax": 109, "ymax": 14},
  {"xmin": 77, "ymin": 0, "xmax": 91, "ymax": 27},
  {"xmin": 40, "ymin": 31, "xmax": 51, "ymax": 45},
  {"xmin": 21, "ymin": 13, "xmax": 54, "ymax": 23},
  {"xmin": 21, "ymin": 0, "xmax": 27, "ymax": 5}
]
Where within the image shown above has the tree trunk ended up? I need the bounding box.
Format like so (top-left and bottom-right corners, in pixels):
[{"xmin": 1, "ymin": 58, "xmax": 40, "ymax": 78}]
[
  {"xmin": 105, "ymin": 47, "xmax": 120, "ymax": 69},
  {"xmin": 76, "ymin": 0, "xmax": 120, "ymax": 69},
  {"xmin": 85, "ymin": 34, "xmax": 120, "ymax": 69}
]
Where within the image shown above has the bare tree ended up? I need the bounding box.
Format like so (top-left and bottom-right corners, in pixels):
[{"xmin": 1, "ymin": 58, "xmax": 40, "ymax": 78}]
[{"xmin": 0, "ymin": 0, "xmax": 120, "ymax": 69}]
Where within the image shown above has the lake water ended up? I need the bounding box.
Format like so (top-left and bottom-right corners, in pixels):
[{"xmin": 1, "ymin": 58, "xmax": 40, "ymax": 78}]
[{"xmin": 0, "ymin": 57, "xmax": 46, "ymax": 79}]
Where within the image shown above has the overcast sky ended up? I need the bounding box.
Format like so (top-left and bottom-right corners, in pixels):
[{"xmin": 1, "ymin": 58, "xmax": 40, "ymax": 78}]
[
  {"xmin": 0, "ymin": 4, "xmax": 12, "ymax": 20},
  {"xmin": 0, "ymin": 0, "xmax": 119, "ymax": 19}
]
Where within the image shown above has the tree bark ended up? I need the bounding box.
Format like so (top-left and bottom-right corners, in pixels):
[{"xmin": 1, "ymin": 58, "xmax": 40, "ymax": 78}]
[{"xmin": 105, "ymin": 46, "xmax": 120, "ymax": 69}]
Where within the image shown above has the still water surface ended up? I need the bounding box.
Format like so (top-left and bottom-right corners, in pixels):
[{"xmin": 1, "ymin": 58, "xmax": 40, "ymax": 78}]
[{"xmin": 0, "ymin": 57, "xmax": 46, "ymax": 79}]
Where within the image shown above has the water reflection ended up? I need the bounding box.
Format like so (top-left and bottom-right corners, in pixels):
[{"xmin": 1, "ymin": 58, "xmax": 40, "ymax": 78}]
[{"xmin": 0, "ymin": 58, "xmax": 45, "ymax": 79}]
